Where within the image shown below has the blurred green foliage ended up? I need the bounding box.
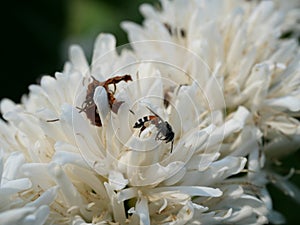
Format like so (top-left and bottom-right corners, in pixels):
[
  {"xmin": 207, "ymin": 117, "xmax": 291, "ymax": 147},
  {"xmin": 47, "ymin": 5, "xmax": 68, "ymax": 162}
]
[
  {"xmin": 1, "ymin": 0, "xmax": 155, "ymax": 102},
  {"xmin": 1, "ymin": 0, "xmax": 299, "ymax": 224},
  {"xmin": 268, "ymin": 153, "xmax": 300, "ymax": 225},
  {"xmin": 63, "ymin": 0, "xmax": 156, "ymax": 61}
]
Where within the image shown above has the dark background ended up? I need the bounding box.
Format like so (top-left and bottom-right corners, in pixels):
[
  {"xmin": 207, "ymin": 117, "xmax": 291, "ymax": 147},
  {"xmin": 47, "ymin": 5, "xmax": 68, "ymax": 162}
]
[
  {"xmin": 0, "ymin": 0, "xmax": 299, "ymax": 224},
  {"xmin": 1, "ymin": 0, "xmax": 157, "ymax": 102}
]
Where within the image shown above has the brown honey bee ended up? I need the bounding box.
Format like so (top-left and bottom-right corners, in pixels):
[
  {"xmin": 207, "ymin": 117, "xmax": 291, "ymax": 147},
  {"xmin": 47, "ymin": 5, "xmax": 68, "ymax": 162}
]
[{"xmin": 133, "ymin": 107, "xmax": 174, "ymax": 153}]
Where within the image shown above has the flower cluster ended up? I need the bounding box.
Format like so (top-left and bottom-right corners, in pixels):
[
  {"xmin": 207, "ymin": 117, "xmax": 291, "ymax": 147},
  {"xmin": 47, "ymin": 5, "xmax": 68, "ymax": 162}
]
[{"xmin": 1, "ymin": 0, "xmax": 300, "ymax": 224}]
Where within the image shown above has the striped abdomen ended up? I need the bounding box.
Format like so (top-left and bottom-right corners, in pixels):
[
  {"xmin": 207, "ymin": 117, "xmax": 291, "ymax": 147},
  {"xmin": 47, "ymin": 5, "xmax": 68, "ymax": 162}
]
[{"xmin": 133, "ymin": 115, "xmax": 157, "ymax": 128}]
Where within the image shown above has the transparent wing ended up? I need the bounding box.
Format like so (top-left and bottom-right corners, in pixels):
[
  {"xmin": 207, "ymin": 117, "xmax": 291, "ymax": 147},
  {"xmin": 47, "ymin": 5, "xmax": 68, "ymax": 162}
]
[{"xmin": 145, "ymin": 106, "xmax": 164, "ymax": 121}]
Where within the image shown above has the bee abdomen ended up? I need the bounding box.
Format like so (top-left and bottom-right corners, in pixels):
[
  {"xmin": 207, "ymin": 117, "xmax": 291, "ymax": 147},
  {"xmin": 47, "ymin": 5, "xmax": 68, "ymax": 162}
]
[{"xmin": 133, "ymin": 116, "xmax": 149, "ymax": 128}]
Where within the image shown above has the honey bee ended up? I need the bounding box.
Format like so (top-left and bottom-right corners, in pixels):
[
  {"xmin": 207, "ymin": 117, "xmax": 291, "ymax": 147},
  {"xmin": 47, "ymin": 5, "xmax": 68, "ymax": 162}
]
[
  {"xmin": 78, "ymin": 75, "xmax": 132, "ymax": 126},
  {"xmin": 133, "ymin": 107, "xmax": 174, "ymax": 153}
]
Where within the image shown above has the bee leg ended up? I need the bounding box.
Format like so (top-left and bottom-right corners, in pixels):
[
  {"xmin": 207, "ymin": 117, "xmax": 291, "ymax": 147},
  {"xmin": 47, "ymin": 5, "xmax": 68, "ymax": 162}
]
[
  {"xmin": 157, "ymin": 133, "xmax": 168, "ymax": 141},
  {"xmin": 76, "ymin": 106, "xmax": 84, "ymax": 113},
  {"xmin": 138, "ymin": 126, "xmax": 147, "ymax": 137},
  {"xmin": 170, "ymin": 140, "xmax": 174, "ymax": 153},
  {"xmin": 77, "ymin": 101, "xmax": 87, "ymax": 113},
  {"xmin": 155, "ymin": 130, "xmax": 162, "ymax": 141}
]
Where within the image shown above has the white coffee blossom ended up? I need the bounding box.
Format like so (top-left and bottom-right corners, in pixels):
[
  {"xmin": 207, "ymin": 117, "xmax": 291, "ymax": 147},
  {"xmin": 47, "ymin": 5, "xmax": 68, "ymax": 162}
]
[
  {"xmin": 0, "ymin": 0, "xmax": 300, "ymax": 224},
  {"xmin": 123, "ymin": 0, "xmax": 300, "ymax": 221}
]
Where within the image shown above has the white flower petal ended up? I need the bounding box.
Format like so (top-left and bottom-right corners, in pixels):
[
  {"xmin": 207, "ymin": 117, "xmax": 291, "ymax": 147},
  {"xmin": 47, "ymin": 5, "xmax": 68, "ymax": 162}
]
[
  {"xmin": 0, "ymin": 207, "xmax": 36, "ymax": 225},
  {"xmin": 22, "ymin": 205, "xmax": 50, "ymax": 225},
  {"xmin": 265, "ymin": 96, "xmax": 300, "ymax": 111},
  {"xmin": 0, "ymin": 98, "xmax": 16, "ymax": 115},
  {"xmin": 48, "ymin": 163, "xmax": 83, "ymax": 207},
  {"xmin": 2, "ymin": 152, "xmax": 25, "ymax": 182},
  {"xmin": 91, "ymin": 33, "xmax": 117, "ymax": 78},
  {"xmin": 174, "ymin": 201, "xmax": 194, "ymax": 223},
  {"xmin": 204, "ymin": 72, "xmax": 225, "ymax": 111},
  {"xmin": 1, "ymin": 178, "xmax": 32, "ymax": 195},
  {"xmin": 132, "ymin": 194, "xmax": 150, "ymax": 225},
  {"xmin": 162, "ymin": 166, "xmax": 186, "ymax": 186},
  {"xmin": 108, "ymin": 170, "xmax": 128, "ymax": 191},
  {"xmin": 126, "ymin": 160, "xmax": 186, "ymax": 186},
  {"xmin": 149, "ymin": 186, "xmax": 222, "ymax": 198},
  {"xmin": 104, "ymin": 183, "xmax": 127, "ymax": 224},
  {"xmin": 185, "ymin": 157, "xmax": 247, "ymax": 186},
  {"xmin": 69, "ymin": 45, "xmax": 90, "ymax": 77},
  {"xmin": 52, "ymin": 150, "xmax": 88, "ymax": 168},
  {"xmin": 61, "ymin": 104, "xmax": 107, "ymax": 175},
  {"xmin": 93, "ymin": 86, "xmax": 110, "ymax": 123},
  {"xmin": 206, "ymin": 107, "xmax": 250, "ymax": 149},
  {"xmin": 117, "ymin": 187, "xmax": 138, "ymax": 202},
  {"xmin": 26, "ymin": 186, "xmax": 58, "ymax": 208}
]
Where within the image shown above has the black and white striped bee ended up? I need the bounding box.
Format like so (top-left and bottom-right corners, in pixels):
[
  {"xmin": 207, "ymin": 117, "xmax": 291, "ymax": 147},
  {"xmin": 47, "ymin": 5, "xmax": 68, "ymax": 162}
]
[{"xmin": 133, "ymin": 107, "xmax": 175, "ymax": 153}]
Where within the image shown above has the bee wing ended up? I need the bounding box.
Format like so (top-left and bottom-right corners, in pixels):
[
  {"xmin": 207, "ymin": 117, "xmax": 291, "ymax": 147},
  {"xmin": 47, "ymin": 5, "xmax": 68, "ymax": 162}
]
[{"xmin": 145, "ymin": 106, "xmax": 164, "ymax": 121}]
